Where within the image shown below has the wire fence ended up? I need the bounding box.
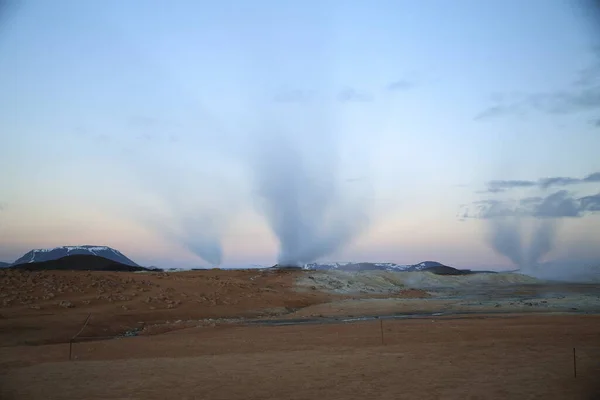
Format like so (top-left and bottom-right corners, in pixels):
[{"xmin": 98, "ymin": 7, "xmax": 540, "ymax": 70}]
[{"xmin": 67, "ymin": 313, "xmax": 600, "ymax": 382}]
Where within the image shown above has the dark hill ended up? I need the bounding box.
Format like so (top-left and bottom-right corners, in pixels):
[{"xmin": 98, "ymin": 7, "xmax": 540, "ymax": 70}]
[
  {"xmin": 10, "ymin": 254, "xmax": 152, "ymax": 272},
  {"xmin": 418, "ymin": 265, "xmax": 472, "ymax": 275},
  {"xmin": 270, "ymin": 264, "xmax": 304, "ymax": 270},
  {"xmin": 0, "ymin": 262, "xmax": 10, "ymax": 268}
]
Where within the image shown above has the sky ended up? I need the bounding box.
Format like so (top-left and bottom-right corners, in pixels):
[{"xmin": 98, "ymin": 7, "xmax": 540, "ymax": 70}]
[{"xmin": 1, "ymin": 0, "xmax": 600, "ymax": 269}]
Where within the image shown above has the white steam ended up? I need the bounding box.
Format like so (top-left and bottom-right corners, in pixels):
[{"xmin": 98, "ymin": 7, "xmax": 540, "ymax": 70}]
[
  {"xmin": 249, "ymin": 128, "xmax": 370, "ymax": 266},
  {"xmin": 487, "ymin": 217, "xmax": 557, "ymax": 272},
  {"xmin": 123, "ymin": 155, "xmax": 229, "ymax": 267}
]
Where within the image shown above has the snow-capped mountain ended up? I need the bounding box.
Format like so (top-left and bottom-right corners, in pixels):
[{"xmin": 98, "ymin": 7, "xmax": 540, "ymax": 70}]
[
  {"xmin": 11, "ymin": 245, "xmax": 139, "ymax": 267},
  {"xmin": 406, "ymin": 261, "xmax": 448, "ymax": 271},
  {"xmin": 303, "ymin": 261, "xmax": 453, "ymax": 272},
  {"xmin": 303, "ymin": 262, "xmax": 412, "ymax": 271}
]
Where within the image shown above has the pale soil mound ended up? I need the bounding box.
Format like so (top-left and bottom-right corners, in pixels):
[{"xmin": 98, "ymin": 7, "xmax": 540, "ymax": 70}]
[{"xmin": 297, "ymin": 270, "xmax": 542, "ymax": 293}]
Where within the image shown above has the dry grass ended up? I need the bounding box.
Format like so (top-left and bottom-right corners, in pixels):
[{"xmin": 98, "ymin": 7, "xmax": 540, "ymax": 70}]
[{"xmin": 1, "ymin": 315, "xmax": 599, "ymax": 400}]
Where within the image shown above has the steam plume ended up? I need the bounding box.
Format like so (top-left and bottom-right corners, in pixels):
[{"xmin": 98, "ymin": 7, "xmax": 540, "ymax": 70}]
[
  {"xmin": 124, "ymin": 157, "xmax": 226, "ymax": 267},
  {"xmin": 250, "ymin": 129, "xmax": 370, "ymax": 266},
  {"xmin": 526, "ymin": 219, "xmax": 557, "ymax": 268},
  {"xmin": 175, "ymin": 212, "xmax": 223, "ymax": 266},
  {"xmin": 488, "ymin": 218, "xmax": 524, "ymax": 268},
  {"xmin": 487, "ymin": 217, "xmax": 557, "ymax": 272}
]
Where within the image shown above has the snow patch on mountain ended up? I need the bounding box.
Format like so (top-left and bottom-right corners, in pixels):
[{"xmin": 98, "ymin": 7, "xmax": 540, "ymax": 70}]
[
  {"xmin": 11, "ymin": 245, "xmax": 139, "ymax": 267},
  {"xmin": 303, "ymin": 262, "xmax": 414, "ymax": 271}
]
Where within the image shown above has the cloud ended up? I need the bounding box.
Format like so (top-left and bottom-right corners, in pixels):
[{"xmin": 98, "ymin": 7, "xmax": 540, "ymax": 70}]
[
  {"xmin": 538, "ymin": 176, "xmax": 581, "ymax": 189},
  {"xmin": 345, "ymin": 176, "xmax": 367, "ymax": 183},
  {"xmin": 474, "ymin": 103, "xmax": 525, "ymax": 120},
  {"xmin": 127, "ymin": 115, "xmax": 182, "ymax": 142},
  {"xmin": 475, "ymin": 51, "xmax": 600, "ymax": 120},
  {"xmin": 583, "ymin": 172, "xmax": 600, "ymax": 182},
  {"xmin": 532, "ymin": 190, "xmax": 581, "ymax": 218},
  {"xmin": 464, "ymin": 190, "xmax": 600, "ymax": 219},
  {"xmin": 337, "ymin": 87, "xmax": 373, "ymax": 103},
  {"xmin": 386, "ymin": 79, "xmax": 414, "ymax": 91},
  {"xmin": 273, "ymin": 89, "xmax": 313, "ymax": 103},
  {"xmin": 519, "ymin": 196, "xmax": 543, "ymax": 205},
  {"xmin": 580, "ymin": 192, "xmax": 600, "ymax": 211},
  {"xmin": 487, "ymin": 179, "xmax": 536, "ymax": 192},
  {"xmin": 484, "ymin": 171, "xmax": 600, "ymax": 192},
  {"xmin": 476, "ymin": 88, "xmax": 600, "ymax": 120},
  {"xmin": 589, "ymin": 117, "xmax": 600, "ymax": 127}
]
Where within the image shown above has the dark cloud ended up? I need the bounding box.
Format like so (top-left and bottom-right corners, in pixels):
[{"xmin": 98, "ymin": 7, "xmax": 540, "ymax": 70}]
[
  {"xmin": 583, "ymin": 171, "xmax": 600, "ymax": 182},
  {"xmin": 345, "ymin": 176, "xmax": 367, "ymax": 183},
  {"xmin": 538, "ymin": 176, "xmax": 580, "ymax": 189},
  {"xmin": 532, "ymin": 190, "xmax": 582, "ymax": 218},
  {"xmin": 465, "ymin": 199, "xmax": 520, "ymax": 219},
  {"xmin": 519, "ymin": 196, "xmax": 543, "ymax": 205},
  {"xmin": 465, "ymin": 190, "xmax": 600, "ymax": 219},
  {"xmin": 580, "ymin": 192, "xmax": 600, "ymax": 211},
  {"xmin": 387, "ymin": 80, "xmax": 414, "ymax": 91},
  {"xmin": 337, "ymin": 87, "xmax": 373, "ymax": 103},
  {"xmin": 487, "ymin": 179, "xmax": 536, "ymax": 192},
  {"xmin": 474, "ymin": 103, "xmax": 525, "ymax": 120},
  {"xmin": 476, "ymin": 187, "xmax": 505, "ymax": 194},
  {"xmin": 589, "ymin": 118, "xmax": 600, "ymax": 127},
  {"xmin": 475, "ymin": 50, "xmax": 600, "ymax": 120},
  {"xmin": 484, "ymin": 171, "xmax": 600, "ymax": 192},
  {"xmin": 476, "ymin": 89, "xmax": 600, "ymax": 119},
  {"xmin": 273, "ymin": 89, "xmax": 313, "ymax": 103}
]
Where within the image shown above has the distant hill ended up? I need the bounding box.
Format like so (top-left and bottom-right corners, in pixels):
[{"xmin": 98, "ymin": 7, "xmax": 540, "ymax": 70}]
[
  {"xmin": 10, "ymin": 254, "xmax": 152, "ymax": 272},
  {"xmin": 406, "ymin": 261, "xmax": 447, "ymax": 271},
  {"xmin": 271, "ymin": 264, "xmax": 304, "ymax": 271},
  {"xmin": 0, "ymin": 262, "xmax": 10, "ymax": 268},
  {"xmin": 12, "ymin": 245, "xmax": 138, "ymax": 266},
  {"xmin": 302, "ymin": 261, "xmax": 496, "ymax": 275}
]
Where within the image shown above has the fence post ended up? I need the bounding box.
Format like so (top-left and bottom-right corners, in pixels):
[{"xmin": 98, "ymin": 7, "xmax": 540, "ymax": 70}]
[{"xmin": 573, "ymin": 347, "xmax": 577, "ymax": 378}]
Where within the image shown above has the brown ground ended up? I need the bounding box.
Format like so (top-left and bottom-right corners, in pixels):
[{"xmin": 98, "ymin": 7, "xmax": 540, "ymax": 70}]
[
  {"xmin": 1, "ymin": 315, "xmax": 600, "ymax": 400},
  {"xmin": 0, "ymin": 269, "xmax": 432, "ymax": 345},
  {"xmin": 0, "ymin": 269, "xmax": 332, "ymax": 345},
  {"xmin": 1, "ymin": 269, "xmax": 599, "ymax": 399}
]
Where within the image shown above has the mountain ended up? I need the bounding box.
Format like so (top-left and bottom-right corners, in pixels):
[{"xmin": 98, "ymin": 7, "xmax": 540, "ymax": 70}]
[
  {"xmin": 11, "ymin": 245, "xmax": 139, "ymax": 267},
  {"xmin": 307, "ymin": 262, "xmax": 410, "ymax": 272},
  {"xmin": 406, "ymin": 261, "xmax": 447, "ymax": 271},
  {"xmin": 10, "ymin": 254, "xmax": 150, "ymax": 272},
  {"xmin": 0, "ymin": 262, "xmax": 10, "ymax": 268},
  {"xmin": 302, "ymin": 261, "xmax": 495, "ymax": 275},
  {"xmin": 303, "ymin": 261, "xmax": 414, "ymax": 272}
]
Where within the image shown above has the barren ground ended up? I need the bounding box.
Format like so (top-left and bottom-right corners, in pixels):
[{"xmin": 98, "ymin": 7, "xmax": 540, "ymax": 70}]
[{"xmin": 1, "ymin": 268, "xmax": 599, "ymax": 399}]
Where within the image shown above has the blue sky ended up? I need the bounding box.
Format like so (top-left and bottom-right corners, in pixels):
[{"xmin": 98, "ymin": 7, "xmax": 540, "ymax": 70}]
[{"xmin": 1, "ymin": 0, "xmax": 599, "ymax": 269}]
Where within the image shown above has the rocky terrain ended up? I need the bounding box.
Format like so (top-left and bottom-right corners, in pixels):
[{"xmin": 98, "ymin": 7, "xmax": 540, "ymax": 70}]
[{"xmin": 1, "ymin": 267, "xmax": 599, "ymax": 345}]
